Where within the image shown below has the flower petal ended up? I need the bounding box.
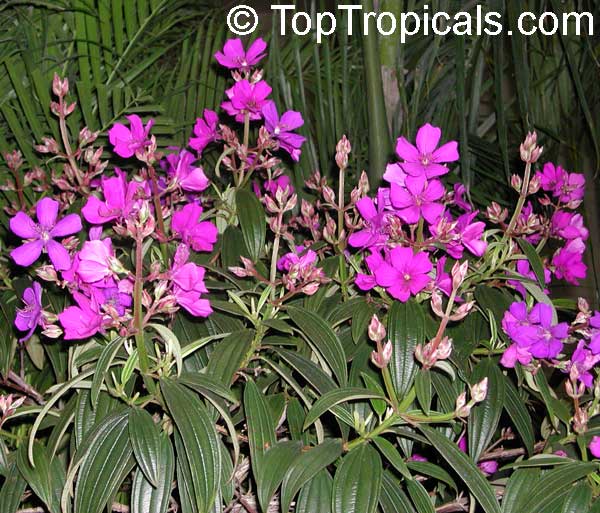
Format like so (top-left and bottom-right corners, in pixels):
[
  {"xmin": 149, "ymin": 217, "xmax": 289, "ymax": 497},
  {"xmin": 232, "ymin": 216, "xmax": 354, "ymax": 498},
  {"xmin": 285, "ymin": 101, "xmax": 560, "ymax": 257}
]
[
  {"xmin": 10, "ymin": 212, "xmax": 38, "ymax": 239},
  {"xmin": 11, "ymin": 240, "xmax": 44, "ymax": 267},
  {"xmin": 415, "ymin": 123, "xmax": 441, "ymax": 154},
  {"xmin": 46, "ymin": 239, "xmax": 71, "ymax": 271},
  {"xmin": 50, "ymin": 213, "xmax": 82, "ymax": 237},
  {"xmin": 36, "ymin": 197, "xmax": 59, "ymax": 228}
]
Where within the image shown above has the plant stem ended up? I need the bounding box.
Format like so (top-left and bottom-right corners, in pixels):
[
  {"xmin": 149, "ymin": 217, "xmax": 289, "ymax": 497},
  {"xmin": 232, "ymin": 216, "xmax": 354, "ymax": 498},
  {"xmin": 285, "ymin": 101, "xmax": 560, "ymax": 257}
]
[
  {"xmin": 381, "ymin": 366, "xmax": 399, "ymax": 411},
  {"xmin": 147, "ymin": 164, "xmax": 168, "ymax": 262},
  {"xmin": 58, "ymin": 101, "xmax": 84, "ymax": 187},
  {"xmin": 243, "ymin": 112, "xmax": 250, "ymax": 149},
  {"xmin": 416, "ymin": 218, "xmax": 424, "ymax": 244},
  {"xmin": 269, "ymin": 211, "xmax": 283, "ymax": 299},
  {"xmin": 337, "ymin": 163, "xmax": 348, "ymax": 299},
  {"xmin": 505, "ymin": 161, "xmax": 532, "ymax": 237}
]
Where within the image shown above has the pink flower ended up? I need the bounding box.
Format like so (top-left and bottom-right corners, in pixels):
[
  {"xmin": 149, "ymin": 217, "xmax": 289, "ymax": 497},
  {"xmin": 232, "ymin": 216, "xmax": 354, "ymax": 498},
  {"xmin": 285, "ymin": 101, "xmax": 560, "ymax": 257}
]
[
  {"xmin": 395, "ymin": 123, "xmax": 459, "ymax": 178},
  {"xmin": 277, "ymin": 246, "xmax": 317, "ymax": 272},
  {"xmin": 551, "ymin": 211, "xmax": 588, "ymax": 241},
  {"xmin": 552, "ymin": 238, "xmax": 587, "ymax": 285},
  {"xmin": 10, "ymin": 198, "xmax": 82, "ymax": 270},
  {"xmin": 348, "ymin": 189, "xmax": 392, "ymax": 249},
  {"xmin": 164, "ymin": 149, "xmax": 209, "ymax": 192},
  {"xmin": 189, "ymin": 109, "xmax": 220, "ymax": 155},
  {"xmin": 442, "ymin": 211, "xmax": 487, "ymax": 259},
  {"xmin": 261, "ymin": 175, "xmax": 294, "ymax": 198},
  {"xmin": 500, "ymin": 343, "xmax": 533, "ymax": 368},
  {"xmin": 171, "ymin": 203, "xmax": 218, "ymax": 252},
  {"xmin": 77, "ymin": 239, "xmax": 119, "ymax": 284},
  {"xmin": 565, "ymin": 341, "xmax": 600, "ymax": 388},
  {"xmin": 453, "ymin": 183, "xmax": 472, "ymax": 212},
  {"xmin": 434, "ymin": 256, "xmax": 452, "ymax": 296},
  {"xmin": 14, "ymin": 282, "xmax": 43, "ymax": 343},
  {"xmin": 221, "ymin": 80, "xmax": 272, "ymax": 122},
  {"xmin": 170, "ymin": 245, "xmax": 212, "ymax": 317},
  {"xmin": 457, "ymin": 435, "xmax": 467, "ymax": 452},
  {"xmin": 355, "ymin": 251, "xmax": 384, "ymax": 291},
  {"xmin": 82, "ymin": 169, "xmax": 149, "ymax": 225},
  {"xmin": 537, "ymin": 162, "xmax": 566, "ymax": 193},
  {"xmin": 374, "ymin": 246, "xmax": 432, "ymax": 302},
  {"xmin": 589, "ymin": 436, "xmax": 600, "ymax": 458},
  {"xmin": 555, "ymin": 172, "xmax": 585, "ymax": 205},
  {"xmin": 262, "ymin": 101, "xmax": 305, "ymax": 162},
  {"xmin": 382, "ymin": 163, "xmax": 407, "ymax": 186},
  {"xmin": 108, "ymin": 114, "xmax": 154, "ymax": 159},
  {"xmin": 478, "ymin": 461, "xmax": 498, "ymax": 476},
  {"xmin": 58, "ymin": 292, "xmax": 104, "ymax": 340},
  {"xmin": 390, "ymin": 174, "xmax": 445, "ymax": 225},
  {"xmin": 508, "ymin": 259, "xmax": 551, "ymax": 297},
  {"xmin": 409, "ymin": 454, "xmax": 428, "ymax": 462},
  {"xmin": 214, "ymin": 38, "xmax": 267, "ymax": 71}
]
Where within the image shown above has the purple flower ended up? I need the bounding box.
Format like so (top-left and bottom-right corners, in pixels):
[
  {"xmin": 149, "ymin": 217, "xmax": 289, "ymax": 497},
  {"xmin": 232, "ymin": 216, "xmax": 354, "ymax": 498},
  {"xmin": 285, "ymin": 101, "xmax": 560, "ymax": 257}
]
[
  {"xmin": 214, "ymin": 38, "xmax": 267, "ymax": 71},
  {"xmin": 82, "ymin": 169, "xmax": 149, "ymax": 225},
  {"xmin": 90, "ymin": 279, "xmax": 132, "ymax": 317},
  {"xmin": 501, "ymin": 301, "xmax": 541, "ymax": 347},
  {"xmin": 262, "ymin": 101, "xmax": 305, "ymax": 162},
  {"xmin": 500, "ymin": 344, "xmax": 533, "ymax": 368},
  {"xmin": 14, "ymin": 282, "xmax": 43, "ymax": 343},
  {"xmin": 434, "ymin": 256, "xmax": 452, "ymax": 296},
  {"xmin": 171, "ymin": 203, "xmax": 218, "ymax": 253},
  {"xmin": 453, "ymin": 183, "xmax": 472, "ymax": 212},
  {"xmin": 108, "ymin": 114, "xmax": 154, "ymax": 159},
  {"xmin": 527, "ymin": 303, "xmax": 568, "ymax": 359},
  {"xmin": 551, "ymin": 211, "xmax": 588, "ymax": 241},
  {"xmin": 348, "ymin": 189, "xmax": 392, "ymax": 249},
  {"xmin": 189, "ymin": 109, "xmax": 220, "ymax": 155},
  {"xmin": 355, "ymin": 251, "xmax": 384, "ymax": 291},
  {"xmin": 588, "ymin": 312, "xmax": 600, "ymax": 354},
  {"xmin": 589, "ymin": 436, "xmax": 600, "ymax": 458},
  {"xmin": 395, "ymin": 123, "xmax": 459, "ymax": 178},
  {"xmin": 552, "ymin": 238, "xmax": 587, "ymax": 285},
  {"xmin": 390, "ymin": 174, "xmax": 445, "ymax": 225},
  {"xmin": 537, "ymin": 162, "xmax": 566, "ymax": 194},
  {"xmin": 478, "ymin": 461, "xmax": 498, "ymax": 476},
  {"xmin": 566, "ymin": 341, "xmax": 600, "ymax": 388},
  {"xmin": 221, "ymin": 80, "xmax": 272, "ymax": 122},
  {"xmin": 556, "ymin": 172, "xmax": 585, "ymax": 205},
  {"xmin": 77, "ymin": 239, "xmax": 119, "ymax": 284},
  {"xmin": 508, "ymin": 259, "xmax": 551, "ymax": 297},
  {"xmin": 409, "ymin": 454, "xmax": 428, "ymax": 462},
  {"xmin": 382, "ymin": 163, "xmax": 407, "ymax": 186},
  {"xmin": 457, "ymin": 435, "xmax": 467, "ymax": 452},
  {"xmin": 58, "ymin": 292, "xmax": 104, "ymax": 340},
  {"xmin": 164, "ymin": 149, "xmax": 209, "ymax": 192},
  {"xmin": 170, "ymin": 245, "xmax": 212, "ymax": 317},
  {"xmin": 10, "ymin": 198, "xmax": 81, "ymax": 270},
  {"xmin": 277, "ymin": 246, "xmax": 317, "ymax": 272},
  {"xmin": 374, "ymin": 246, "xmax": 432, "ymax": 302},
  {"xmin": 442, "ymin": 211, "xmax": 487, "ymax": 259},
  {"xmin": 262, "ymin": 175, "xmax": 294, "ymax": 197}
]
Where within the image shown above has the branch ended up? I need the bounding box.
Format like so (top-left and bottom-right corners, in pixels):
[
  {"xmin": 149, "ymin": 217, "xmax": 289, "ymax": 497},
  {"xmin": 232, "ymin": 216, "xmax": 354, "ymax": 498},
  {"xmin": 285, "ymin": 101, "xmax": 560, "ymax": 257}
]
[{"xmin": 5, "ymin": 371, "xmax": 44, "ymax": 404}]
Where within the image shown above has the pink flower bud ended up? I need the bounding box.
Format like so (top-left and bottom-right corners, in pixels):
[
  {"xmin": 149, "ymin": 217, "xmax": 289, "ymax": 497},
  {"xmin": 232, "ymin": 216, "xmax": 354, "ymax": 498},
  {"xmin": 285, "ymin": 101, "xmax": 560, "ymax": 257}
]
[
  {"xmin": 520, "ymin": 131, "xmax": 543, "ymax": 163},
  {"xmin": 435, "ymin": 336, "xmax": 453, "ymax": 360},
  {"xmin": 470, "ymin": 377, "xmax": 488, "ymax": 403},
  {"xmin": 371, "ymin": 340, "xmax": 392, "ymax": 369},
  {"xmin": 358, "ymin": 170, "xmax": 370, "ymax": 195},
  {"xmin": 301, "ymin": 199, "xmax": 314, "ymax": 218},
  {"xmin": 511, "ymin": 174, "xmax": 522, "ymax": 191},
  {"xmin": 486, "ymin": 202, "xmax": 508, "ymax": 224},
  {"xmin": 52, "ymin": 73, "xmax": 69, "ymax": 97},
  {"xmin": 368, "ymin": 314, "xmax": 386, "ymax": 343},
  {"xmin": 41, "ymin": 324, "xmax": 63, "ymax": 339},
  {"xmin": 264, "ymin": 195, "xmax": 279, "ymax": 214},
  {"xmin": 589, "ymin": 436, "xmax": 600, "ymax": 458},
  {"xmin": 451, "ymin": 260, "xmax": 469, "ymax": 290},
  {"xmin": 455, "ymin": 392, "xmax": 471, "ymax": 417},
  {"xmin": 449, "ymin": 301, "xmax": 475, "ymax": 321},
  {"xmin": 322, "ymin": 185, "xmax": 336, "ymax": 205},
  {"xmin": 301, "ymin": 282, "xmax": 320, "ymax": 296},
  {"xmin": 528, "ymin": 175, "xmax": 541, "ymax": 195},
  {"xmin": 323, "ymin": 215, "xmax": 337, "ymax": 244},
  {"xmin": 335, "ymin": 135, "xmax": 351, "ymax": 170},
  {"xmin": 431, "ymin": 291, "xmax": 444, "ymax": 318},
  {"xmin": 229, "ymin": 266, "xmax": 250, "ymax": 278},
  {"xmin": 36, "ymin": 265, "xmax": 58, "ymax": 282}
]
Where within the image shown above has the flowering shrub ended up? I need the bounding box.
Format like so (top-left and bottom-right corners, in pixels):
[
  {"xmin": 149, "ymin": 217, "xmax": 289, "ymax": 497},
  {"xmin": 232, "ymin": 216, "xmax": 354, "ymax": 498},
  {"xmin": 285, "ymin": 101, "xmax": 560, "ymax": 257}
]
[{"xmin": 0, "ymin": 37, "xmax": 599, "ymax": 513}]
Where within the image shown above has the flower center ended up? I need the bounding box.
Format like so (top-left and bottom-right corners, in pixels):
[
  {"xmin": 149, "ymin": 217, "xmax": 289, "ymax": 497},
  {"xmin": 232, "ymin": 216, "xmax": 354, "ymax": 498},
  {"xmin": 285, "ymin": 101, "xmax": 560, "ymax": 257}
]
[
  {"xmin": 403, "ymin": 273, "xmax": 411, "ymax": 282},
  {"xmin": 421, "ymin": 153, "xmax": 432, "ymax": 166}
]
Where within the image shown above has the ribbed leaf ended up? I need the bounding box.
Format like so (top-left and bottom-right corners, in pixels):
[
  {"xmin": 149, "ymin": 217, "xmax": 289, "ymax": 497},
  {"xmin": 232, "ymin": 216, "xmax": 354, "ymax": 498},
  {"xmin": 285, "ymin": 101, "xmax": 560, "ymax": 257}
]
[
  {"xmin": 379, "ymin": 470, "xmax": 415, "ymax": 513},
  {"xmin": 281, "ymin": 439, "xmax": 342, "ymax": 513},
  {"xmin": 204, "ymin": 329, "xmax": 254, "ymax": 386},
  {"xmin": 74, "ymin": 409, "xmax": 134, "ymax": 513},
  {"xmin": 420, "ymin": 426, "xmax": 501, "ymax": 513},
  {"xmin": 236, "ymin": 188, "xmax": 266, "ymax": 261},
  {"xmin": 130, "ymin": 434, "xmax": 175, "ymax": 513},
  {"xmin": 296, "ymin": 469, "xmax": 333, "ymax": 513},
  {"xmin": 257, "ymin": 440, "xmax": 303, "ymax": 511},
  {"xmin": 502, "ymin": 468, "xmax": 540, "ymax": 513},
  {"xmin": 387, "ymin": 300, "xmax": 425, "ymax": 398},
  {"xmin": 504, "ymin": 377, "xmax": 534, "ymax": 456},
  {"xmin": 90, "ymin": 337, "xmax": 123, "ymax": 409},
  {"xmin": 17, "ymin": 443, "xmax": 64, "ymax": 513},
  {"xmin": 287, "ymin": 305, "xmax": 348, "ymax": 386},
  {"xmin": 561, "ymin": 482, "xmax": 592, "ymax": 513},
  {"xmin": 178, "ymin": 372, "xmax": 238, "ymax": 403},
  {"xmin": 0, "ymin": 462, "xmax": 27, "ymax": 513},
  {"xmin": 129, "ymin": 408, "xmax": 161, "ymax": 487},
  {"xmin": 373, "ymin": 436, "xmax": 412, "ymax": 481},
  {"xmin": 406, "ymin": 479, "xmax": 435, "ymax": 513},
  {"xmin": 468, "ymin": 359, "xmax": 505, "ymax": 461},
  {"xmin": 244, "ymin": 380, "xmax": 277, "ymax": 478},
  {"xmin": 332, "ymin": 444, "xmax": 382, "ymax": 513},
  {"xmin": 516, "ymin": 239, "xmax": 546, "ymax": 288},
  {"xmin": 161, "ymin": 379, "xmax": 221, "ymax": 513}
]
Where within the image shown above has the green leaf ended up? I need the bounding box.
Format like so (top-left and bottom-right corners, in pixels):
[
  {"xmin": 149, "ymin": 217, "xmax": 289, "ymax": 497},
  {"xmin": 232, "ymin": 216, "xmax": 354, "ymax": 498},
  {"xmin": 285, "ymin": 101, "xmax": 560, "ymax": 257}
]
[
  {"xmin": 161, "ymin": 379, "xmax": 221, "ymax": 513},
  {"xmin": 373, "ymin": 436, "xmax": 412, "ymax": 481},
  {"xmin": 236, "ymin": 188, "xmax": 266, "ymax": 261},
  {"xmin": 287, "ymin": 305, "xmax": 348, "ymax": 386},
  {"xmin": 561, "ymin": 482, "xmax": 592, "ymax": 513},
  {"xmin": 281, "ymin": 439, "xmax": 343, "ymax": 513},
  {"xmin": 406, "ymin": 479, "xmax": 435, "ymax": 513},
  {"xmin": 387, "ymin": 300, "xmax": 425, "ymax": 398},
  {"xmin": 131, "ymin": 434, "xmax": 175, "ymax": 513},
  {"xmin": 244, "ymin": 380, "xmax": 276, "ymax": 477},
  {"xmin": 296, "ymin": 469, "xmax": 333, "ymax": 513},
  {"xmin": 419, "ymin": 426, "xmax": 501, "ymax": 513},
  {"xmin": 147, "ymin": 323, "xmax": 183, "ymax": 377},
  {"xmin": 303, "ymin": 387, "xmax": 385, "ymax": 430},
  {"xmin": 504, "ymin": 377, "xmax": 534, "ymax": 456},
  {"xmin": 468, "ymin": 359, "xmax": 505, "ymax": 461},
  {"xmin": 74, "ymin": 409, "xmax": 135, "ymax": 513},
  {"xmin": 535, "ymin": 371, "xmax": 571, "ymax": 427},
  {"xmin": 415, "ymin": 370, "xmax": 432, "ymax": 414},
  {"xmin": 516, "ymin": 239, "xmax": 546, "ymax": 288},
  {"xmin": 0, "ymin": 462, "xmax": 27, "ymax": 513},
  {"xmin": 178, "ymin": 372, "xmax": 238, "ymax": 403},
  {"xmin": 379, "ymin": 470, "xmax": 415, "ymax": 513},
  {"xmin": 333, "ymin": 444, "xmax": 382, "ymax": 513},
  {"xmin": 502, "ymin": 468, "xmax": 540, "ymax": 513},
  {"xmin": 17, "ymin": 443, "xmax": 64, "ymax": 513},
  {"xmin": 128, "ymin": 408, "xmax": 161, "ymax": 487},
  {"xmin": 257, "ymin": 440, "xmax": 303, "ymax": 511},
  {"xmin": 90, "ymin": 337, "xmax": 123, "ymax": 409},
  {"xmin": 406, "ymin": 461, "xmax": 457, "ymax": 491},
  {"xmin": 520, "ymin": 462, "xmax": 598, "ymax": 513},
  {"xmin": 0, "ymin": 290, "xmax": 17, "ymax": 377},
  {"xmin": 204, "ymin": 329, "xmax": 254, "ymax": 386}
]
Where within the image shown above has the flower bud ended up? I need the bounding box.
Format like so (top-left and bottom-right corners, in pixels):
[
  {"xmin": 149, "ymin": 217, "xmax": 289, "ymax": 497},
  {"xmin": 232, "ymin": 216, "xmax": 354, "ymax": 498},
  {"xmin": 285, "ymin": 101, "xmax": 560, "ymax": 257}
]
[
  {"xmin": 573, "ymin": 408, "xmax": 588, "ymax": 434},
  {"xmin": 301, "ymin": 282, "xmax": 320, "ymax": 296},
  {"xmin": 436, "ymin": 336, "xmax": 453, "ymax": 360},
  {"xmin": 36, "ymin": 265, "xmax": 58, "ymax": 282},
  {"xmin": 371, "ymin": 340, "xmax": 392, "ymax": 369},
  {"xmin": 451, "ymin": 260, "xmax": 469, "ymax": 290},
  {"xmin": 322, "ymin": 185, "xmax": 336, "ymax": 205},
  {"xmin": 528, "ymin": 174, "xmax": 541, "ymax": 195},
  {"xmin": 470, "ymin": 377, "xmax": 488, "ymax": 403},
  {"xmin": 335, "ymin": 135, "xmax": 351, "ymax": 170},
  {"xmin": 358, "ymin": 171, "xmax": 370, "ymax": 195},
  {"xmin": 486, "ymin": 202, "xmax": 509, "ymax": 224},
  {"xmin": 511, "ymin": 174, "xmax": 522, "ymax": 191},
  {"xmin": 52, "ymin": 73, "xmax": 69, "ymax": 97},
  {"xmin": 455, "ymin": 392, "xmax": 471, "ymax": 417},
  {"xmin": 430, "ymin": 291, "xmax": 444, "ymax": 318},
  {"xmin": 322, "ymin": 215, "xmax": 337, "ymax": 244},
  {"xmin": 449, "ymin": 301, "xmax": 475, "ymax": 321},
  {"xmin": 263, "ymin": 194, "xmax": 279, "ymax": 214},
  {"xmin": 368, "ymin": 315, "xmax": 386, "ymax": 343},
  {"xmin": 520, "ymin": 131, "xmax": 543, "ymax": 163},
  {"xmin": 41, "ymin": 324, "xmax": 63, "ymax": 339}
]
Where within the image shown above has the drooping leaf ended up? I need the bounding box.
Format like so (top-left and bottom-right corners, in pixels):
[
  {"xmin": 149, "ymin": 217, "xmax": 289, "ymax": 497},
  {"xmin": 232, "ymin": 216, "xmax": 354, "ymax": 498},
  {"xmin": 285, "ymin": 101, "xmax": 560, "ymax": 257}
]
[
  {"xmin": 257, "ymin": 440, "xmax": 303, "ymax": 511},
  {"xmin": 128, "ymin": 408, "xmax": 162, "ymax": 487},
  {"xmin": 236, "ymin": 188, "xmax": 266, "ymax": 261},
  {"xmin": 244, "ymin": 380, "xmax": 277, "ymax": 478},
  {"xmin": 406, "ymin": 479, "xmax": 435, "ymax": 513},
  {"xmin": 332, "ymin": 444, "xmax": 382, "ymax": 513},
  {"xmin": 503, "ymin": 377, "xmax": 534, "ymax": 456},
  {"xmin": 295, "ymin": 469, "xmax": 333, "ymax": 513},
  {"xmin": 0, "ymin": 461, "xmax": 27, "ymax": 513}
]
